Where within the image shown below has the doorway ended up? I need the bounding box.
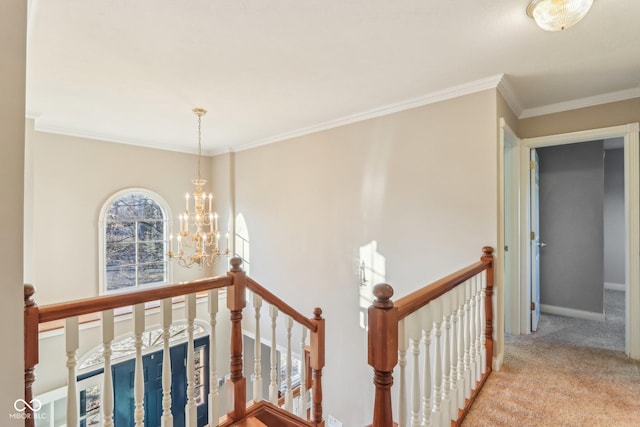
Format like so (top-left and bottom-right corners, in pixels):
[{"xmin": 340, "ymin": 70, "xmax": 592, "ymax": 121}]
[{"xmin": 517, "ymin": 123, "xmax": 640, "ymax": 359}]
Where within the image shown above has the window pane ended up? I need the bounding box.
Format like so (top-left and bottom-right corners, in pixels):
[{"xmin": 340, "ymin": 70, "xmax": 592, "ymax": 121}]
[
  {"xmin": 106, "ymin": 266, "xmax": 136, "ymax": 291},
  {"xmin": 138, "ymin": 242, "xmax": 164, "ymax": 264},
  {"xmin": 107, "ymin": 194, "xmax": 164, "ymax": 220},
  {"xmin": 138, "ymin": 220, "xmax": 164, "ymax": 241},
  {"xmin": 138, "ymin": 262, "xmax": 165, "ymax": 284},
  {"xmin": 106, "ymin": 221, "xmax": 135, "ymax": 243},
  {"xmin": 106, "ymin": 243, "xmax": 136, "ymax": 266}
]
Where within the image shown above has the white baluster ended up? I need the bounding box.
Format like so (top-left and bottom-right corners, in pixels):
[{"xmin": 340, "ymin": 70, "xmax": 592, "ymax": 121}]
[
  {"xmin": 480, "ymin": 273, "xmax": 488, "ymax": 375},
  {"xmin": 253, "ymin": 294, "xmax": 263, "ymax": 401},
  {"xmin": 420, "ymin": 305, "xmax": 432, "ymax": 427},
  {"xmin": 464, "ymin": 280, "xmax": 473, "ymax": 398},
  {"xmin": 407, "ymin": 313, "xmax": 422, "ymax": 427},
  {"xmin": 133, "ymin": 304, "xmax": 145, "ymax": 427},
  {"xmin": 430, "ymin": 297, "xmax": 443, "ymax": 427},
  {"xmin": 398, "ymin": 319, "xmax": 408, "ymax": 427},
  {"xmin": 65, "ymin": 317, "xmax": 79, "ymax": 427},
  {"xmin": 449, "ymin": 289, "xmax": 459, "ymax": 420},
  {"xmin": 102, "ymin": 310, "xmax": 115, "ymax": 427},
  {"xmin": 441, "ymin": 294, "xmax": 452, "ymax": 425},
  {"xmin": 474, "ymin": 275, "xmax": 483, "ymax": 382},
  {"xmin": 298, "ymin": 327, "xmax": 308, "ymax": 419},
  {"xmin": 269, "ymin": 305, "xmax": 279, "ymax": 404},
  {"xmin": 456, "ymin": 285, "xmax": 466, "ymax": 409},
  {"xmin": 208, "ymin": 289, "xmax": 219, "ymax": 426},
  {"xmin": 160, "ymin": 299, "xmax": 173, "ymax": 427},
  {"xmin": 185, "ymin": 293, "xmax": 197, "ymax": 427},
  {"xmin": 285, "ymin": 316, "xmax": 294, "ymax": 412}
]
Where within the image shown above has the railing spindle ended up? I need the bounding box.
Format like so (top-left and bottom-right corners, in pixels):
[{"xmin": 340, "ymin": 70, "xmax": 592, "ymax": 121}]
[
  {"xmin": 269, "ymin": 305, "xmax": 279, "ymax": 404},
  {"xmin": 133, "ymin": 303, "xmax": 145, "ymax": 427},
  {"xmin": 66, "ymin": 316, "xmax": 79, "ymax": 426},
  {"xmin": 298, "ymin": 326, "xmax": 308, "ymax": 419},
  {"xmin": 253, "ymin": 293, "xmax": 263, "ymax": 401},
  {"xmin": 161, "ymin": 299, "xmax": 173, "ymax": 427},
  {"xmin": 421, "ymin": 305, "xmax": 432, "ymax": 427},
  {"xmin": 102, "ymin": 309, "xmax": 115, "ymax": 427},
  {"xmin": 407, "ymin": 314, "xmax": 421, "ymax": 427},
  {"xmin": 474, "ymin": 276, "xmax": 482, "ymax": 383},
  {"xmin": 285, "ymin": 315, "xmax": 294, "ymax": 411},
  {"xmin": 208, "ymin": 289, "xmax": 220, "ymax": 426},
  {"xmin": 449, "ymin": 289, "xmax": 459, "ymax": 420},
  {"xmin": 456, "ymin": 285, "xmax": 466, "ymax": 410},
  {"xmin": 441, "ymin": 293, "xmax": 452, "ymax": 424},
  {"xmin": 463, "ymin": 281, "xmax": 472, "ymax": 400},
  {"xmin": 430, "ymin": 297, "xmax": 442, "ymax": 427},
  {"xmin": 398, "ymin": 318, "xmax": 408, "ymax": 426},
  {"xmin": 185, "ymin": 293, "xmax": 197, "ymax": 426}
]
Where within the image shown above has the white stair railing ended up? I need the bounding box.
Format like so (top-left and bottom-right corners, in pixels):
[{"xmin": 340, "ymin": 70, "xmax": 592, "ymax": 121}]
[
  {"xmin": 376, "ymin": 249, "xmax": 494, "ymax": 427},
  {"xmin": 161, "ymin": 299, "xmax": 174, "ymax": 427},
  {"xmin": 102, "ymin": 309, "xmax": 115, "ymax": 427},
  {"xmin": 253, "ymin": 293, "xmax": 263, "ymax": 401},
  {"xmin": 208, "ymin": 289, "xmax": 219, "ymax": 426},
  {"xmin": 133, "ymin": 303, "xmax": 145, "ymax": 427},
  {"xmin": 65, "ymin": 317, "xmax": 79, "ymax": 427}
]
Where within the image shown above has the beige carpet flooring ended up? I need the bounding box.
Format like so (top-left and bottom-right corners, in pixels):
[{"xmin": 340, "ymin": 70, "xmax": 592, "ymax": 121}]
[{"xmin": 464, "ymin": 291, "xmax": 640, "ymax": 426}]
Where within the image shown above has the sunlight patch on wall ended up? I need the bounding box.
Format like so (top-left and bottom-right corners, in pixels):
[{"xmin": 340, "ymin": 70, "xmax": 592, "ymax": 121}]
[{"xmin": 359, "ymin": 240, "xmax": 386, "ymax": 329}]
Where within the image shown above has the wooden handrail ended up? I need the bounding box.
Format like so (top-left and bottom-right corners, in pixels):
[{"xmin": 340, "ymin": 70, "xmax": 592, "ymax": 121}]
[
  {"xmin": 247, "ymin": 278, "xmax": 318, "ymax": 332},
  {"xmin": 38, "ymin": 275, "xmax": 232, "ymax": 323},
  {"xmin": 368, "ymin": 246, "xmax": 494, "ymax": 427},
  {"xmin": 27, "ymin": 257, "xmax": 325, "ymax": 426},
  {"xmin": 395, "ymin": 259, "xmax": 490, "ymax": 319}
]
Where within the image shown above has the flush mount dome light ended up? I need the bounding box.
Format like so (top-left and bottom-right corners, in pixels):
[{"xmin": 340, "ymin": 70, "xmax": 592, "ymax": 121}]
[{"xmin": 527, "ymin": 0, "xmax": 594, "ymax": 31}]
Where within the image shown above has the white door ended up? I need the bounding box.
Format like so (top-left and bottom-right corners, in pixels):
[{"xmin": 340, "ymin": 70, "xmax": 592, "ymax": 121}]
[{"xmin": 530, "ymin": 149, "xmax": 542, "ymax": 331}]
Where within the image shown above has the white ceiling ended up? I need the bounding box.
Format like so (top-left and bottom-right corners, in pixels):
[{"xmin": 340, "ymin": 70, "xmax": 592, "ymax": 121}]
[{"xmin": 26, "ymin": 0, "xmax": 640, "ymax": 155}]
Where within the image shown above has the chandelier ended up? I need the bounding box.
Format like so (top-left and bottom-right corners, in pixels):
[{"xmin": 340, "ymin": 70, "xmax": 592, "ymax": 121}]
[
  {"xmin": 527, "ymin": 0, "xmax": 594, "ymax": 31},
  {"xmin": 168, "ymin": 108, "xmax": 229, "ymax": 268}
]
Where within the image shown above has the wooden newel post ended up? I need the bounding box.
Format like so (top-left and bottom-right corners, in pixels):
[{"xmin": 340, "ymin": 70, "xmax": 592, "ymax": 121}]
[
  {"xmin": 227, "ymin": 257, "xmax": 247, "ymax": 420},
  {"xmin": 310, "ymin": 307, "xmax": 325, "ymax": 426},
  {"xmin": 24, "ymin": 284, "xmax": 39, "ymax": 427},
  {"xmin": 481, "ymin": 247, "xmax": 494, "ymax": 374},
  {"xmin": 368, "ymin": 283, "xmax": 398, "ymax": 427}
]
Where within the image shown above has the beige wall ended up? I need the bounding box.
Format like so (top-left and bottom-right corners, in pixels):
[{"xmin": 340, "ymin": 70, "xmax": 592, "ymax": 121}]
[
  {"xmin": 0, "ymin": 0, "xmax": 27, "ymax": 417},
  {"xmin": 27, "ymin": 120, "xmax": 214, "ymax": 304},
  {"xmin": 497, "ymin": 92, "xmax": 519, "ymax": 135},
  {"xmin": 519, "ymin": 98, "xmax": 640, "ymax": 138},
  {"xmin": 226, "ymin": 90, "xmax": 499, "ymax": 424}
]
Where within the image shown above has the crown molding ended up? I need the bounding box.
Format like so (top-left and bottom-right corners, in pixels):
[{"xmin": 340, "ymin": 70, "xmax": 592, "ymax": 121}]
[
  {"xmin": 31, "ymin": 117, "xmax": 199, "ymax": 155},
  {"xmin": 496, "ymin": 76, "xmax": 523, "ymax": 118},
  {"xmin": 233, "ymin": 74, "xmax": 506, "ymax": 153},
  {"xmin": 519, "ymin": 87, "xmax": 640, "ymax": 119}
]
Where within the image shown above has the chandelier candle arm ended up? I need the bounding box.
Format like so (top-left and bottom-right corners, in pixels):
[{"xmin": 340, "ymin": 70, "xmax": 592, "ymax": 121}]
[{"xmin": 168, "ymin": 108, "xmax": 230, "ymax": 268}]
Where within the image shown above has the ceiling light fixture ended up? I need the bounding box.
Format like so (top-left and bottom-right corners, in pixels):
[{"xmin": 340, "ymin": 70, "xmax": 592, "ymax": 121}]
[
  {"xmin": 527, "ymin": 0, "xmax": 594, "ymax": 31},
  {"xmin": 168, "ymin": 108, "xmax": 229, "ymax": 268}
]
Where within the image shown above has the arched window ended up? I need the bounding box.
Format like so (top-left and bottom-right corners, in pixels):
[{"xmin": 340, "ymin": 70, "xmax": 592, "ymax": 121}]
[
  {"xmin": 100, "ymin": 189, "xmax": 170, "ymax": 293},
  {"xmin": 235, "ymin": 213, "xmax": 250, "ymax": 275}
]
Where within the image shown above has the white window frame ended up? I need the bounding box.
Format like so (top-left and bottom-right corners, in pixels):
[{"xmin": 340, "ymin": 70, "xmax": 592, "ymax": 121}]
[{"xmin": 98, "ymin": 188, "xmax": 173, "ymax": 295}]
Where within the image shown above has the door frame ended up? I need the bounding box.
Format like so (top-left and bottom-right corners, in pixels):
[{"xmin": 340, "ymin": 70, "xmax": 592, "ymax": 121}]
[
  {"xmin": 518, "ymin": 123, "xmax": 640, "ymax": 358},
  {"xmin": 498, "ymin": 118, "xmax": 521, "ymax": 337}
]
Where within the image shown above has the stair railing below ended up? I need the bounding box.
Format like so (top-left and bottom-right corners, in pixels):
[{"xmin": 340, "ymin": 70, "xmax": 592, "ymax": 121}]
[
  {"xmin": 368, "ymin": 247, "xmax": 494, "ymax": 427},
  {"xmin": 24, "ymin": 257, "xmax": 324, "ymax": 427}
]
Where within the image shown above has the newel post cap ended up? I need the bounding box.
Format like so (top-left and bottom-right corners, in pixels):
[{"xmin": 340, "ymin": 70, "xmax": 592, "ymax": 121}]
[
  {"xmin": 229, "ymin": 257, "xmax": 243, "ymax": 272},
  {"xmin": 372, "ymin": 283, "xmax": 394, "ymax": 309}
]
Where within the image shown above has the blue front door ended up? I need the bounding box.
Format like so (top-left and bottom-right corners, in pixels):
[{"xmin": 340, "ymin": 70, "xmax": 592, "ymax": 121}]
[{"xmin": 80, "ymin": 336, "xmax": 209, "ymax": 426}]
